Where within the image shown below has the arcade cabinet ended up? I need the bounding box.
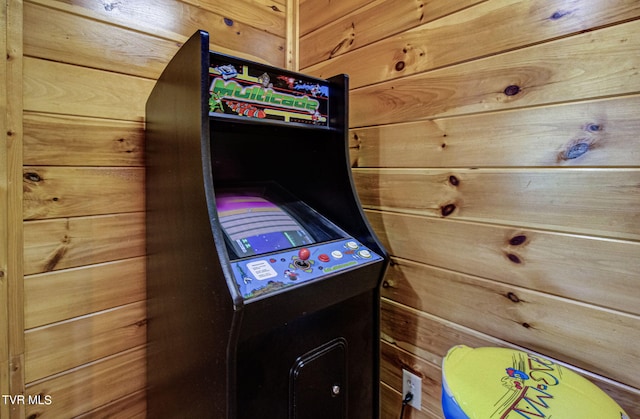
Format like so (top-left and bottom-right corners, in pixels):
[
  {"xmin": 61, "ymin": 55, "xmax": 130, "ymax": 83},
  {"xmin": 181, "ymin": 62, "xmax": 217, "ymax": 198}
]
[{"xmin": 146, "ymin": 30, "xmax": 388, "ymax": 418}]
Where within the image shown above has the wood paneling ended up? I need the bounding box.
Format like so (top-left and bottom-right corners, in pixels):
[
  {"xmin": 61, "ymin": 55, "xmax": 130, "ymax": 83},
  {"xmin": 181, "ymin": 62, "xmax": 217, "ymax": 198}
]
[
  {"xmin": 381, "ymin": 340, "xmax": 442, "ymax": 416},
  {"xmin": 25, "ymin": 257, "xmax": 146, "ymax": 329},
  {"xmin": 304, "ymin": 0, "xmax": 640, "ymax": 88},
  {"xmin": 303, "ymin": 0, "xmax": 640, "ymax": 414},
  {"xmin": 9, "ymin": 0, "xmax": 639, "ymax": 416},
  {"xmin": 299, "ymin": 0, "xmax": 375, "ymax": 36},
  {"xmin": 28, "ymin": 0, "xmax": 286, "ymax": 66},
  {"xmin": 182, "ymin": 0, "xmax": 286, "ymax": 37},
  {"xmin": 300, "ymin": 0, "xmax": 485, "ymax": 69},
  {"xmin": 349, "ymin": 95, "xmax": 640, "ymax": 168},
  {"xmin": 381, "ymin": 298, "xmax": 501, "ymax": 366},
  {"xmin": 24, "ymin": 213, "xmax": 145, "ymax": 275},
  {"xmin": 23, "ymin": 167, "xmax": 144, "ymax": 220},
  {"xmin": 349, "ymin": 20, "xmax": 640, "ymax": 126},
  {"xmin": 1, "ymin": 5, "xmax": 9, "ymax": 413},
  {"xmin": 380, "ymin": 299, "xmax": 640, "ymax": 417},
  {"xmin": 17, "ymin": 0, "xmax": 288, "ymax": 415},
  {"xmin": 24, "ymin": 113, "xmax": 144, "ymax": 167},
  {"xmin": 382, "ymin": 381, "xmax": 438, "ymax": 419},
  {"xmin": 1, "ymin": 0, "xmax": 25, "ymax": 414},
  {"xmin": 23, "ymin": 57, "xmax": 154, "ymax": 122},
  {"xmin": 25, "ymin": 346, "xmax": 146, "ymax": 418},
  {"xmin": 74, "ymin": 390, "xmax": 146, "ymax": 419},
  {"xmin": 30, "ymin": 0, "xmax": 286, "ymax": 38},
  {"xmin": 24, "ymin": 2, "xmax": 175, "ymax": 79},
  {"xmin": 76, "ymin": 391, "xmax": 147, "ymax": 419},
  {"xmin": 285, "ymin": 0, "xmax": 299, "ymax": 70},
  {"xmin": 355, "ymin": 168, "xmax": 640, "ymax": 240},
  {"xmin": 1, "ymin": 4, "xmax": 10, "ymax": 414},
  {"xmin": 25, "ymin": 301, "xmax": 146, "ymax": 382},
  {"xmin": 383, "ymin": 257, "xmax": 640, "ymax": 388},
  {"xmin": 367, "ymin": 209, "xmax": 640, "ymax": 315}
]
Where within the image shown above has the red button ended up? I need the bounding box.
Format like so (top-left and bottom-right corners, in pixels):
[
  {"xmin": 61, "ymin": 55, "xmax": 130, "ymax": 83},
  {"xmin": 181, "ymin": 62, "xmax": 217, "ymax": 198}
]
[{"xmin": 318, "ymin": 254, "xmax": 330, "ymax": 262}]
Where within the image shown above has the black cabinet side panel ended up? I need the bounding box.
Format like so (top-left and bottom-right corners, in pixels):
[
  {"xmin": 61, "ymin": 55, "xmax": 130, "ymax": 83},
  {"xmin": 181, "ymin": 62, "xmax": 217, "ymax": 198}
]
[{"xmin": 146, "ymin": 31, "xmax": 235, "ymax": 418}]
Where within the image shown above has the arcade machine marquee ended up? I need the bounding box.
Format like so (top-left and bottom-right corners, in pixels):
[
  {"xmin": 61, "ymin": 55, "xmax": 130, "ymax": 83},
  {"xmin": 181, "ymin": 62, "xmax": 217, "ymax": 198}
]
[{"xmin": 146, "ymin": 31, "xmax": 388, "ymax": 419}]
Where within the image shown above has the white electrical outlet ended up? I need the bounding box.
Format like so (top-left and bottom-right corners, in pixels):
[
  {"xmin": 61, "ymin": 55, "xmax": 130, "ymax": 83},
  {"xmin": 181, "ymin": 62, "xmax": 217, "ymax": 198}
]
[{"xmin": 402, "ymin": 369, "xmax": 422, "ymax": 410}]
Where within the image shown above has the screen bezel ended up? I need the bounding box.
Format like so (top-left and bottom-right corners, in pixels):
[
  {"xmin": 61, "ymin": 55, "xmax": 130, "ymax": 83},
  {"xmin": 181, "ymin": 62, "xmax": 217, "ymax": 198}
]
[{"xmin": 215, "ymin": 183, "xmax": 348, "ymax": 260}]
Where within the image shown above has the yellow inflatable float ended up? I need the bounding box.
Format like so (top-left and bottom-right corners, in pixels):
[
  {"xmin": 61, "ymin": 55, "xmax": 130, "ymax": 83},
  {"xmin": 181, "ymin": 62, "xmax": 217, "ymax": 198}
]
[{"xmin": 441, "ymin": 346, "xmax": 629, "ymax": 419}]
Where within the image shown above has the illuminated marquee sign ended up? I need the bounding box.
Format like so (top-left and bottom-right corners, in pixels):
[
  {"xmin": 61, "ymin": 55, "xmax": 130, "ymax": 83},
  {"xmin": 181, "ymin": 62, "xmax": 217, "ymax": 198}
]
[{"xmin": 209, "ymin": 57, "xmax": 329, "ymax": 126}]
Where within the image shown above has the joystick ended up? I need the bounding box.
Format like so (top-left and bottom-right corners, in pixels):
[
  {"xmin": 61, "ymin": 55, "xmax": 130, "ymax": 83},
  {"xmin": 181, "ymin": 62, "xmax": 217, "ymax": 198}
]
[
  {"xmin": 294, "ymin": 247, "xmax": 312, "ymax": 270},
  {"xmin": 298, "ymin": 247, "xmax": 310, "ymax": 261}
]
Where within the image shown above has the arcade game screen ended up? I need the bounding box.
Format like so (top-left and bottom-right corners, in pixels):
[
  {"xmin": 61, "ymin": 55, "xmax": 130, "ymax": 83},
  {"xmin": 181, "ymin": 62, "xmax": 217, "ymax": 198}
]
[
  {"xmin": 215, "ymin": 186, "xmax": 382, "ymax": 300},
  {"xmin": 216, "ymin": 193, "xmax": 315, "ymax": 258}
]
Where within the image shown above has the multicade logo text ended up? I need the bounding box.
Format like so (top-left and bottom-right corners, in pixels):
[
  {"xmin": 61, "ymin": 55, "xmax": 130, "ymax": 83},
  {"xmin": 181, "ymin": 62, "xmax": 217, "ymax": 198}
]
[{"xmin": 210, "ymin": 78, "xmax": 320, "ymax": 113}]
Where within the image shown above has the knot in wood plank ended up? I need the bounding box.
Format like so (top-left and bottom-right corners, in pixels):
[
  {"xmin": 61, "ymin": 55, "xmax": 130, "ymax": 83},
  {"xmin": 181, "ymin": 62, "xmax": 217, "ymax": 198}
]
[
  {"xmin": 585, "ymin": 123, "xmax": 602, "ymax": 132},
  {"xmin": 506, "ymin": 253, "xmax": 522, "ymax": 264},
  {"xmin": 24, "ymin": 172, "xmax": 42, "ymax": 182},
  {"xmin": 564, "ymin": 141, "xmax": 590, "ymax": 159},
  {"xmin": 44, "ymin": 234, "xmax": 71, "ymax": 272},
  {"xmin": 550, "ymin": 10, "xmax": 572, "ymax": 20},
  {"xmin": 503, "ymin": 85, "xmax": 521, "ymax": 96},
  {"xmin": 509, "ymin": 235, "xmax": 527, "ymax": 246},
  {"xmin": 440, "ymin": 203, "xmax": 456, "ymax": 217},
  {"xmin": 103, "ymin": 1, "xmax": 120, "ymax": 12},
  {"xmin": 506, "ymin": 292, "xmax": 521, "ymax": 303}
]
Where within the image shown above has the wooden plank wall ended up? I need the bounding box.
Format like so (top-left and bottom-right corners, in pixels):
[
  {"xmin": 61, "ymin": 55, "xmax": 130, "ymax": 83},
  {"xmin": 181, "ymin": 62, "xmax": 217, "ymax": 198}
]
[
  {"xmin": 300, "ymin": 0, "xmax": 640, "ymax": 417},
  {"xmin": 1, "ymin": 3, "xmax": 15, "ymax": 418},
  {"xmin": 2, "ymin": 1, "xmax": 25, "ymax": 418},
  {"xmin": 7, "ymin": 0, "xmax": 287, "ymax": 417}
]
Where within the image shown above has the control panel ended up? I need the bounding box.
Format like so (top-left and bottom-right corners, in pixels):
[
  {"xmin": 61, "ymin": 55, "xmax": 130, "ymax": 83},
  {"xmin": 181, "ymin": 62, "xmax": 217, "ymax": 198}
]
[{"xmin": 231, "ymin": 238, "xmax": 382, "ymax": 300}]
